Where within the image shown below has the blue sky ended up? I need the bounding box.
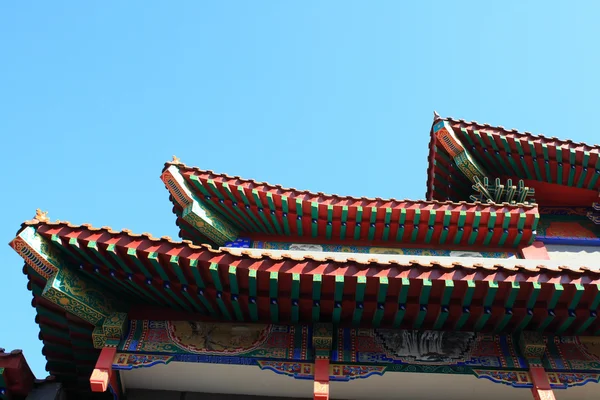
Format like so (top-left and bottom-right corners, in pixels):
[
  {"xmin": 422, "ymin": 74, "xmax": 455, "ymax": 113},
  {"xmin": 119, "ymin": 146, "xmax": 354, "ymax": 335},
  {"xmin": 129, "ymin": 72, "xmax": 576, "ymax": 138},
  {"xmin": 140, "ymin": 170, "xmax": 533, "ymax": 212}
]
[{"xmin": 1, "ymin": 2, "xmax": 599, "ymax": 377}]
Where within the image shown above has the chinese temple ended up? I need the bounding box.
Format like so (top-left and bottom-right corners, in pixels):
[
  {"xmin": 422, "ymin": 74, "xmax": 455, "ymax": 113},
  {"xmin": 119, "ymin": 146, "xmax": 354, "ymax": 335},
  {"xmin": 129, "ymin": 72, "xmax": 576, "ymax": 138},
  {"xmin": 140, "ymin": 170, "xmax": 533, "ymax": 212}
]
[{"xmin": 5, "ymin": 113, "xmax": 600, "ymax": 400}]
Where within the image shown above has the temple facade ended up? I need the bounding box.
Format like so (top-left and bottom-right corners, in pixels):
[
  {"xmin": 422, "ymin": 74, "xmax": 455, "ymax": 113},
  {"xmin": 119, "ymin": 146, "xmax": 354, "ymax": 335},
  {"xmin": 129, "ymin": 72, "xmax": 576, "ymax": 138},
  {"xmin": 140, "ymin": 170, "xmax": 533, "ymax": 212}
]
[{"xmin": 4, "ymin": 113, "xmax": 600, "ymax": 399}]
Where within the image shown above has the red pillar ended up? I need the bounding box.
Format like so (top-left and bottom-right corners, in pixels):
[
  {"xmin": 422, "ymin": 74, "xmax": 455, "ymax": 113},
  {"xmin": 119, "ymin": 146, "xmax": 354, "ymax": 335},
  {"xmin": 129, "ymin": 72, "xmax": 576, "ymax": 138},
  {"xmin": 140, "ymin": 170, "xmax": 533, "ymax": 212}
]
[
  {"xmin": 90, "ymin": 347, "xmax": 117, "ymax": 393},
  {"xmin": 313, "ymin": 358, "xmax": 330, "ymax": 400},
  {"xmin": 529, "ymin": 367, "xmax": 555, "ymax": 400},
  {"xmin": 520, "ymin": 241, "xmax": 550, "ymax": 260}
]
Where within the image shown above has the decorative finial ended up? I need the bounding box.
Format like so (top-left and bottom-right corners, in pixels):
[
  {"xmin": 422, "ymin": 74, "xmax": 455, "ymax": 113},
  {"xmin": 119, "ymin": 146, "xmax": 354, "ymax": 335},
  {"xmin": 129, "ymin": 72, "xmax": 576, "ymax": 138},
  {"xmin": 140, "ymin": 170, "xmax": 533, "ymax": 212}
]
[
  {"xmin": 171, "ymin": 155, "xmax": 182, "ymax": 164},
  {"xmin": 433, "ymin": 111, "xmax": 441, "ymax": 120},
  {"xmin": 34, "ymin": 209, "xmax": 49, "ymax": 222}
]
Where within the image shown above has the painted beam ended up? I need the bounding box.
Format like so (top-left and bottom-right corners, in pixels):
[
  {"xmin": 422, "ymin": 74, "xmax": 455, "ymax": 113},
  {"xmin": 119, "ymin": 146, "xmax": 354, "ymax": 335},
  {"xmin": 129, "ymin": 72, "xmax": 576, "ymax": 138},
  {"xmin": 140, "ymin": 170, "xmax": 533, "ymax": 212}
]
[
  {"xmin": 474, "ymin": 281, "xmax": 498, "ymax": 331},
  {"xmin": 269, "ymin": 272, "xmax": 279, "ymax": 324},
  {"xmin": 556, "ymin": 284, "xmax": 584, "ymax": 334},
  {"xmin": 312, "ymin": 274, "xmax": 322, "ymax": 322},
  {"xmin": 291, "ymin": 273, "xmax": 300, "ymax": 324},
  {"xmin": 494, "ymin": 282, "xmax": 519, "ymax": 333},
  {"xmin": 229, "ymin": 266, "xmax": 244, "ymax": 321},
  {"xmin": 537, "ymin": 283, "xmax": 563, "ymax": 332},
  {"xmin": 577, "ymin": 284, "xmax": 600, "ymax": 334},
  {"xmin": 372, "ymin": 277, "xmax": 388, "ymax": 327},
  {"xmin": 414, "ymin": 279, "xmax": 432, "ymax": 329},
  {"xmin": 454, "ymin": 280, "xmax": 475, "ymax": 330},
  {"xmin": 352, "ymin": 276, "xmax": 366, "ymax": 326},
  {"xmin": 332, "ymin": 275, "xmax": 344, "ymax": 324},
  {"xmin": 433, "ymin": 280, "xmax": 454, "ymax": 330},
  {"xmin": 393, "ymin": 278, "xmax": 410, "ymax": 328}
]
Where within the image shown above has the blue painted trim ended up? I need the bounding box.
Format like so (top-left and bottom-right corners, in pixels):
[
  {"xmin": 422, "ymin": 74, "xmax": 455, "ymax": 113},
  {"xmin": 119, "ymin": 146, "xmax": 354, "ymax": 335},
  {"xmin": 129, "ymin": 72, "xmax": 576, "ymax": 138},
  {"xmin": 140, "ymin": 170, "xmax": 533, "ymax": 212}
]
[{"xmin": 537, "ymin": 236, "xmax": 600, "ymax": 246}]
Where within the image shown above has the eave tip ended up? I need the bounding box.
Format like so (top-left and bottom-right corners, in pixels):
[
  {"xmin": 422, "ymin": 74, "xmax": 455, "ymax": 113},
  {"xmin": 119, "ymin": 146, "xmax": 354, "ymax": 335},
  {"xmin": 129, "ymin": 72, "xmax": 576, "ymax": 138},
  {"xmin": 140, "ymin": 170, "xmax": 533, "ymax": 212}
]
[{"xmin": 433, "ymin": 110, "xmax": 441, "ymax": 120}]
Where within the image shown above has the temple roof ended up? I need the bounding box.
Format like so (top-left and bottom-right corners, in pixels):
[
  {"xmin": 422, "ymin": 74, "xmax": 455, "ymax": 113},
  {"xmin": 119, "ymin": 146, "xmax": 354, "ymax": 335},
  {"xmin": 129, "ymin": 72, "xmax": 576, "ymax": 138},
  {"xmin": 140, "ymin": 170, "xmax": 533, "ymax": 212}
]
[
  {"xmin": 10, "ymin": 218, "xmax": 600, "ymax": 338},
  {"xmin": 426, "ymin": 115, "xmax": 600, "ymax": 206},
  {"xmin": 162, "ymin": 160, "xmax": 539, "ymax": 248}
]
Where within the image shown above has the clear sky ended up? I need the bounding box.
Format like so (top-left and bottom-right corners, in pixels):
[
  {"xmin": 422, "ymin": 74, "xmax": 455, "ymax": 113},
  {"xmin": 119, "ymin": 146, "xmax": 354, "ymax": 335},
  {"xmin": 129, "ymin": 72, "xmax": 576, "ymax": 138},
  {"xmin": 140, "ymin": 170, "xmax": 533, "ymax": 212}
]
[{"xmin": 1, "ymin": 1, "xmax": 599, "ymax": 377}]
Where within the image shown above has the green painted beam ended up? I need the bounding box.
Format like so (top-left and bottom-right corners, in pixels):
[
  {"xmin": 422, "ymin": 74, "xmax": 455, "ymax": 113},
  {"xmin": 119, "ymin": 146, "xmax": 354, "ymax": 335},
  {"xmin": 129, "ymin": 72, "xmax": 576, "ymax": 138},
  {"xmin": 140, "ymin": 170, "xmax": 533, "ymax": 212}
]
[
  {"xmin": 382, "ymin": 208, "xmax": 392, "ymax": 241},
  {"xmin": 473, "ymin": 130, "xmax": 502, "ymax": 171},
  {"xmin": 513, "ymin": 138, "xmax": 532, "ymax": 179},
  {"xmin": 494, "ymin": 281, "xmax": 519, "ymax": 333},
  {"xmin": 326, "ymin": 205, "xmax": 334, "ymax": 240},
  {"xmin": 393, "ymin": 278, "xmax": 410, "ymax": 328},
  {"xmin": 281, "ymin": 196, "xmax": 291, "ymax": 236},
  {"xmin": 353, "ymin": 276, "xmax": 366, "ymax": 326},
  {"xmin": 528, "ymin": 142, "xmax": 543, "ymax": 181},
  {"xmin": 537, "ymin": 283, "xmax": 563, "ymax": 332},
  {"xmin": 368, "ymin": 207, "xmax": 377, "ymax": 241},
  {"xmin": 354, "ymin": 206, "xmax": 363, "ymax": 241},
  {"xmin": 209, "ymin": 263, "xmax": 232, "ymax": 320},
  {"xmin": 454, "ymin": 280, "xmax": 476, "ymax": 330},
  {"xmin": 147, "ymin": 252, "xmax": 170, "ymax": 282},
  {"xmin": 498, "ymin": 212, "xmax": 511, "ymax": 246},
  {"xmin": 588, "ymin": 158, "xmax": 600, "ymax": 190},
  {"xmin": 333, "ymin": 275, "xmax": 344, "ymax": 324},
  {"xmin": 340, "ymin": 206, "xmax": 348, "ymax": 240},
  {"xmin": 266, "ymin": 192, "xmax": 283, "ymax": 235},
  {"xmin": 269, "ymin": 272, "xmax": 279, "ymax": 324},
  {"xmin": 414, "ymin": 279, "xmax": 432, "ymax": 330},
  {"xmin": 226, "ymin": 265, "xmax": 243, "ymax": 321},
  {"xmin": 372, "ymin": 277, "xmax": 388, "ymax": 327},
  {"xmin": 500, "ymin": 136, "xmax": 523, "ymax": 176},
  {"xmin": 454, "ymin": 211, "xmax": 466, "ymax": 244},
  {"xmin": 556, "ymin": 146, "xmax": 564, "ymax": 185},
  {"xmin": 295, "ymin": 198, "xmax": 304, "ymax": 236},
  {"xmin": 312, "ymin": 274, "xmax": 322, "ymax": 322},
  {"xmin": 410, "ymin": 209, "xmax": 421, "ymax": 242},
  {"xmin": 236, "ymin": 186, "xmax": 267, "ymax": 232},
  {"xmin": 567, "ymin": 149, "xmax": 577, "ymax": 187},
  {"xmin": 248, "ymin": 269, "xmax": 259, "ymax": 321},
  {"xmin": 311, "ymin": 202, "xmax": 319, "ymax": 238},
  {"xmin": 468, "ymin": 211, "xmax": 481, "ymax": 245},
  {"xmin": 576, "ymin": 151, "xmax": 591, "ymax": 188},
  {"xmin": 556, "ymin": 283, "xmax": 584, "ymax": 334},
  {"xmin": 440, "ymin": 210, "xmax": 451, "ymax": 244},
  {"xmin": 187, "ymin": 259, "xmax": 215, "ymax": 315},
  {"xmin": 252, "ymin": 189, "xmax": 275, "ymax": 234},
  {"xmin": 193, "ymin": 177, "xmax": 251, "ymax": 231},
  {"xmin": 577, "ymin": 284, "xmax": 600, "ymax": 334},
  {"xmin": 433, "ymin": 280, "xmax": 454, "ymax": 330},
  {"xmin": 291, "ymin": 273, "xmax": 300, "ymax": 323},
  {"xmin": 474, "ymin": 281, "xmax": 498, "ymax": 331},
  {"xmin": 483, "ymin": 212, "xmax": 497, "ymax": 246},
  {"xmin": 169, "ymin": 256, "xmax": 189, "ymax": 285},
  {"xmin": 396, "ymin": 209, "xmax": 406, "ymax": 242},
  {"xmin": 425, "ymin": 210, "xmax": 436, "ymax": 244},
  {"xmin": 221, "ymin": 182, "xmax": 262, "ymax": 231}
]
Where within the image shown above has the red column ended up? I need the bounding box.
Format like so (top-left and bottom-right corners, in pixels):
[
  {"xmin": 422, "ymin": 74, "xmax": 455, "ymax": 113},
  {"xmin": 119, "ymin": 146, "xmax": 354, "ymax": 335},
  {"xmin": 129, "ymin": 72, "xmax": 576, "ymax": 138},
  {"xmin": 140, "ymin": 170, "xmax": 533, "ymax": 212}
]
[
  {"xmin": 520, "ymin": 241, "xmax": 550, "ymax": 260},
  {"xmin": 90, "ymin": 347, "xmax": 117, "ymax": 393},
  {"xmin": 314, "ymin": 358, "xmax": 330, "ymax": 400},
  {"xmin": 529, "ymin": 367, "xmax": 555, "ymax": 400}
]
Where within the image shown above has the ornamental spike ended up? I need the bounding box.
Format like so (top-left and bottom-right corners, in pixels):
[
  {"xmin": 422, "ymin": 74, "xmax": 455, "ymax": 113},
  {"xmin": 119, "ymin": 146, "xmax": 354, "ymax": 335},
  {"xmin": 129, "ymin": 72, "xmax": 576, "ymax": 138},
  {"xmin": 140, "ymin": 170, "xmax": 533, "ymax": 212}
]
[
  {"xmin": 34, "ymin": 209, "xmax": 49, "ymax": 222},
  {"xmin": 433, "ymin": 110, "xmax": 441, "ymax": 120}
]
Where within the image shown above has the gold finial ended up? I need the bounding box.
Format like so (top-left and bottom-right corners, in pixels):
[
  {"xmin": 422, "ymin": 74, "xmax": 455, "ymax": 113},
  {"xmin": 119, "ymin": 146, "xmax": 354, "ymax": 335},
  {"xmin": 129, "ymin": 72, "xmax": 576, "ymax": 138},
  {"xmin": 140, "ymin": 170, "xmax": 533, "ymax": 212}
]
[
  {"xmin": 172, "ymin": 155, "xmax": 182, "ymax": 164},
  {"xmin": 35, "ymin": 209, "xmax": 49, "ymax": 222}
]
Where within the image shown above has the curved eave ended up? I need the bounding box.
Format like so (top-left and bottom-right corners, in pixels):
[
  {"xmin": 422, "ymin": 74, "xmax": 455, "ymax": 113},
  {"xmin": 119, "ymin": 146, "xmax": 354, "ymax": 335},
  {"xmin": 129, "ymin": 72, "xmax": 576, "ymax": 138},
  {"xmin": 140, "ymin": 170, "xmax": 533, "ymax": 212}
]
[
  {"xmin": 164, "ymin": 163, "xmax": 539, "ymax": 248},
  {"xmin": 11, "ymin": 220, "xmax": 600, "ymax": 334},
  {"xmin": 427, "ymin": 116, "xmax": 600, "ymax": 206}
]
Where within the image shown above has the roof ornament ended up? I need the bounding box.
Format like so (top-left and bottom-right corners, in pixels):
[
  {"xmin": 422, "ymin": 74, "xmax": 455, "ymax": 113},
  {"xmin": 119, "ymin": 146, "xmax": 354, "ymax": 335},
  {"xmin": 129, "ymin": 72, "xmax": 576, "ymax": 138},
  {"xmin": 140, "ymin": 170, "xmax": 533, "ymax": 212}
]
[
  {"xmin": 34, "ymin": 209, "xmax": 49, "ymax": 222},
  {"xmin": 433, "ymin": 111, "xmax": 441, "ymax": 120},
  {"xmin": 171, "ymin": 155, "xmax": 182, "ymax": 164}
]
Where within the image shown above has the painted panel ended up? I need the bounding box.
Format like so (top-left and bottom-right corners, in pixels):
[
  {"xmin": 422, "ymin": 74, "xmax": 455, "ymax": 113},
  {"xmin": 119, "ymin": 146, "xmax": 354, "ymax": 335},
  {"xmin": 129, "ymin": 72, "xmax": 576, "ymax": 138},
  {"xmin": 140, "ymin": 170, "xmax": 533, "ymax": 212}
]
[
  {"xmin": 537, "ymin": 208, "xmax": 600, "ymax": 245},
  {"xmin": 243, "ymin": 241, "xmax": 516, "ymax": 259}
]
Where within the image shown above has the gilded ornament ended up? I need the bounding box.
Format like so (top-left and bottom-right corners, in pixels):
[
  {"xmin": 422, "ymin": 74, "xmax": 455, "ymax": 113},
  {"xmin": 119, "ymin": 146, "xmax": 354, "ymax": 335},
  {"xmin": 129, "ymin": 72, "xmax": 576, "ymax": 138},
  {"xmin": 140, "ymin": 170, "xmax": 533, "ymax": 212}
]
[{"xmin": 34, "ymin": 209, "xmax": 49, "ymax": 222}]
